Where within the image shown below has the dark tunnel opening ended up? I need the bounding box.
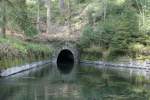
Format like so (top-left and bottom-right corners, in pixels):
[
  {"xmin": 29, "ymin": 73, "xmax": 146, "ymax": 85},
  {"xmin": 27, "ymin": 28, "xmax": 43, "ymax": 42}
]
[{"xmin": 57, "ymin": 49, "xmax": 74, "ymax": 74}]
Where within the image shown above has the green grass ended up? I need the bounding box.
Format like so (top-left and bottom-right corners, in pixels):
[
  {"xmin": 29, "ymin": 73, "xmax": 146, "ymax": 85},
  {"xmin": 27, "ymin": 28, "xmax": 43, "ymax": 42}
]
[
  {"xmin": 79, "ymin": 44, "xmax": 150, "ymax": 61},
  {"xmin": 80, "ymin": 46, "xmax": 103, "ymax": 61},
  {"xmin": 0, "ymin": 37, "xmax": 54, "ymax": 69}
]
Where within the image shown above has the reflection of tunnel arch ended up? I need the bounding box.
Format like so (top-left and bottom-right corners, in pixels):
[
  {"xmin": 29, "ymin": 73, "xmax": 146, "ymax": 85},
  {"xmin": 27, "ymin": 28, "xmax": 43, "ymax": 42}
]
[{"xmin": 57, "ymin": 49, "xmax": 74, "ymax": 74}]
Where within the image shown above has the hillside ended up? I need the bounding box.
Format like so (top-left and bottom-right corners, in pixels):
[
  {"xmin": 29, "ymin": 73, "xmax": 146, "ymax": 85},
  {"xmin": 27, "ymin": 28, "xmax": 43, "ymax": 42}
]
[{"xmin": 0, "ymin": 0, "xmax": 150, "ymax": 67}]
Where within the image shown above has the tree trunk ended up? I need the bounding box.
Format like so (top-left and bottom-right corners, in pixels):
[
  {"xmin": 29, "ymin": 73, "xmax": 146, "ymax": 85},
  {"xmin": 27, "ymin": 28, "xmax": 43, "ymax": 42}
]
[
  {"xmin": 68, "ymin": 0, "xmax": 72, "ymax": 34},
  {"xmin": 47, "ymin": 0, "xmax": 51, "ymax": 34},
  {"xmin": 135, "ymin": 0, "xmax": 143, "ymax": 30},
  {"xmin": 1, "ymin": 0, "xmax": 6, "ymax": 38},
  {"xmin": 37, "ymin": 0, "xmax": 41, "ymax": 34},
  {"xmin": 59, "ymin": 0, "xmax": 65, "ymax": 15},
  {"xmin": 103, "ymin": 0, "xmax": 107, "ymax": 22}
]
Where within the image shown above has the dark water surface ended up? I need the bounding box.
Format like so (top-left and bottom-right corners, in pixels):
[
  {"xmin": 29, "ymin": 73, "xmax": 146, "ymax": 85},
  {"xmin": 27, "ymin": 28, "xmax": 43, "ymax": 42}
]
[{"xmin": 0, "ymin": 63, "xmax": 150, "ymax": 100}]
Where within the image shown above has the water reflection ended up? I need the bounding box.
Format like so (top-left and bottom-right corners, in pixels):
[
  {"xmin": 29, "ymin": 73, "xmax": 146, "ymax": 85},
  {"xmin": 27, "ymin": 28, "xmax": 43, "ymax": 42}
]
[
  {"xmin": 0, "ymin": 64, "xmax": 150, "ymax": 100},
  {"xmin": 57, "ymin": 62, "xmax": 74, "ymax": 74}
]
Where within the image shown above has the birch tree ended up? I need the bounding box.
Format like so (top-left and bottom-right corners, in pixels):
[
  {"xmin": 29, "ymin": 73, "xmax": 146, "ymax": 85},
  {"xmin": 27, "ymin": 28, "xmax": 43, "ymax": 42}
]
[
  {"xmin": 59, "ymin": 0, "xmax": 65, "ymax": 16},
  {"xmin": 103, "ymin": 0, "xmax": 107, "ymax": 22},
  {"xmin": 46, "ymin": 0, "xmax": 51, "ymax": 34},
  {"xmin": 37, "ymin": 0, "xmax": 41, "ymax": 34}
]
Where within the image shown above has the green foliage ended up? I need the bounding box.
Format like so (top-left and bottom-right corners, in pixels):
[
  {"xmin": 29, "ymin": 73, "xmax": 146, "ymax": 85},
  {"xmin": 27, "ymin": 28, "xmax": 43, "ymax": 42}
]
[
  {"xmin": 24, "ymin": 24, "xmax": 38, "ymax": 37},
  {"xmin": 86, "ymin": 1, "xmax": 103, "ymax": 25},
  {"xmin": 12, "ymin": 42, "xmax": 27, "ymax": 54},
  {"xmin": 80, "ymin": 25, "xmax": 96, "ymax": 47},
  {"xmin": 0, "ymin": 37, "xmax": 53, "ymax": 69},
  {"xmin": 80, "ymin": 25, "xmax": 107, "ymax": 49},
  {"xmin": 12, "ymin": 7, "xmax": 38, "ymax": 36},
  {"xmin": 79, "ymin": 0, "xmax": 150, "ymax": 60},
  {"xmin": 0, "ymin": 0, "xmax": 38, "ymax": 37},
  {"xmin": 76, "ymin": 0, "xmax": 87, "ymax": 3},
  {"xmin": 80, "ymin": 46, "xmax": 103, "ymax": 61}
]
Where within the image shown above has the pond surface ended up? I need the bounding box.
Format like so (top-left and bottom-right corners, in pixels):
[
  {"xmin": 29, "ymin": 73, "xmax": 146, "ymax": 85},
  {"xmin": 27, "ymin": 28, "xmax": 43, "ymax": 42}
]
[{"xmin": 0, "ymin": 63, "xmax": 150, "ymax": 100}]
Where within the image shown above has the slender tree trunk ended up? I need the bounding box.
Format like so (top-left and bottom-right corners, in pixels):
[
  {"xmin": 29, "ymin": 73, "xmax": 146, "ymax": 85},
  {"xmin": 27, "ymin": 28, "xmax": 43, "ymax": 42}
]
[
  {"xmin": 1, "ymin": 0, "xmax": 6, "ymax": 38},
  {"xmin": 135, "ymin": 0, "xmax": 143, "ymax": 30},
  {"xmin": 68, "ymin": 0, "xmax": 72, "ymax": 34},
  {"xmin": 141, "ymin": 0, "xmax": 145, "ymax": 26},
  {"xmin": 47, "ymin": 0, "xmax": 51, "ymax": 34},
  {"xmin": 59, "ymin": 0, "xmax": 65, "ymax": 15},
  {"xmin": 37, "ymin": 0, "xmax": 40, "ymax": 34},
  {"xmin": 103, "ymin": 0, "xmax": 107, "ymax": 22}
]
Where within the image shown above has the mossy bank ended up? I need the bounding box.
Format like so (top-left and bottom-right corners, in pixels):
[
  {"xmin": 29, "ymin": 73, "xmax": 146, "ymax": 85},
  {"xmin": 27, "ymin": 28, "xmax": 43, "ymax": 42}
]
[{"xmin": 0, "ymin": 37, "xmax": 53, "ymax": 70}]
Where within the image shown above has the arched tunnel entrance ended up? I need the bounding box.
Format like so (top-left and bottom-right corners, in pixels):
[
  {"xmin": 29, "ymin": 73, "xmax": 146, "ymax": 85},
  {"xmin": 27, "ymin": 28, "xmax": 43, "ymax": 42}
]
[{"xmin": 57, "ymin": 49, "xmax": 74, "ymax": 74}]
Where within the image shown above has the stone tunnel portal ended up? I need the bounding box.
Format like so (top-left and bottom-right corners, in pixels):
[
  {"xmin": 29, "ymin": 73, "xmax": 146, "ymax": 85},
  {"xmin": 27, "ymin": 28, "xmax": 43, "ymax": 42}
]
[{"xmin": 57, "ymin": 49, "xmax": 74, "ymax": 74}]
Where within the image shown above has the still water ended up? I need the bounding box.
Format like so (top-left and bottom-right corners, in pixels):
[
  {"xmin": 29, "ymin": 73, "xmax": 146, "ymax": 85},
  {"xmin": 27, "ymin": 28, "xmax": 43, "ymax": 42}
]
[{"xmin": 0, "ymin": 63, "xmax": 150, "ymax": 100}]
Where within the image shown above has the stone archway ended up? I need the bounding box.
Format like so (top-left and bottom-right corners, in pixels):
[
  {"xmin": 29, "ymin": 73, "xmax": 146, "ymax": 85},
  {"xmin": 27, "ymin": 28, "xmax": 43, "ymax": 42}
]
[
  {"xmin": 52, "ymin": 42, "xmax": 79, "ymax": 74},
  {"xmin": 57, "ymin": 49, "xmax": 74, "ymax": 74},
  {"xmin": 57, "ymin": 49, "xmax": 74, "ymax": 64}
]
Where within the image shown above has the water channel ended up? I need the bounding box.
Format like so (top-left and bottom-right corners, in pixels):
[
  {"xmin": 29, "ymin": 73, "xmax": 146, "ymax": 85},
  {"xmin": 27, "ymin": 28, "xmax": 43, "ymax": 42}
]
[{"xmin": 0, "ymin": 63, "xmax": 150, "ymax": 100}]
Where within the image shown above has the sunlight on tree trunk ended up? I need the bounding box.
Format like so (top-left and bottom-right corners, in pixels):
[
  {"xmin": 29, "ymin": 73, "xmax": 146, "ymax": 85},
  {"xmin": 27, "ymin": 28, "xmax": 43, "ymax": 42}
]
[
  {"xmin": 47, "ymin": 0, "xmax": 51, "ymax": 34},
  {"xmin": 37, "ymin": 0, "xmax": 41, "ymax": 34},
  {"xmin": 135, "ymin": 0, "xmax": 142, "ymax": 30}
]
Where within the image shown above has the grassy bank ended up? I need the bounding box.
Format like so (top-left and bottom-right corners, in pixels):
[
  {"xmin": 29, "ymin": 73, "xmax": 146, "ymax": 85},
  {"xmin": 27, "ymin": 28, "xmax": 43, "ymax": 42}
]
[
  {"xmin": 79, "ymin": 45, "xmax": 150, "ymax": 62},
  {"xmin": 0, "ymin": 37, "xmax": 53, "ymax": 70}
]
